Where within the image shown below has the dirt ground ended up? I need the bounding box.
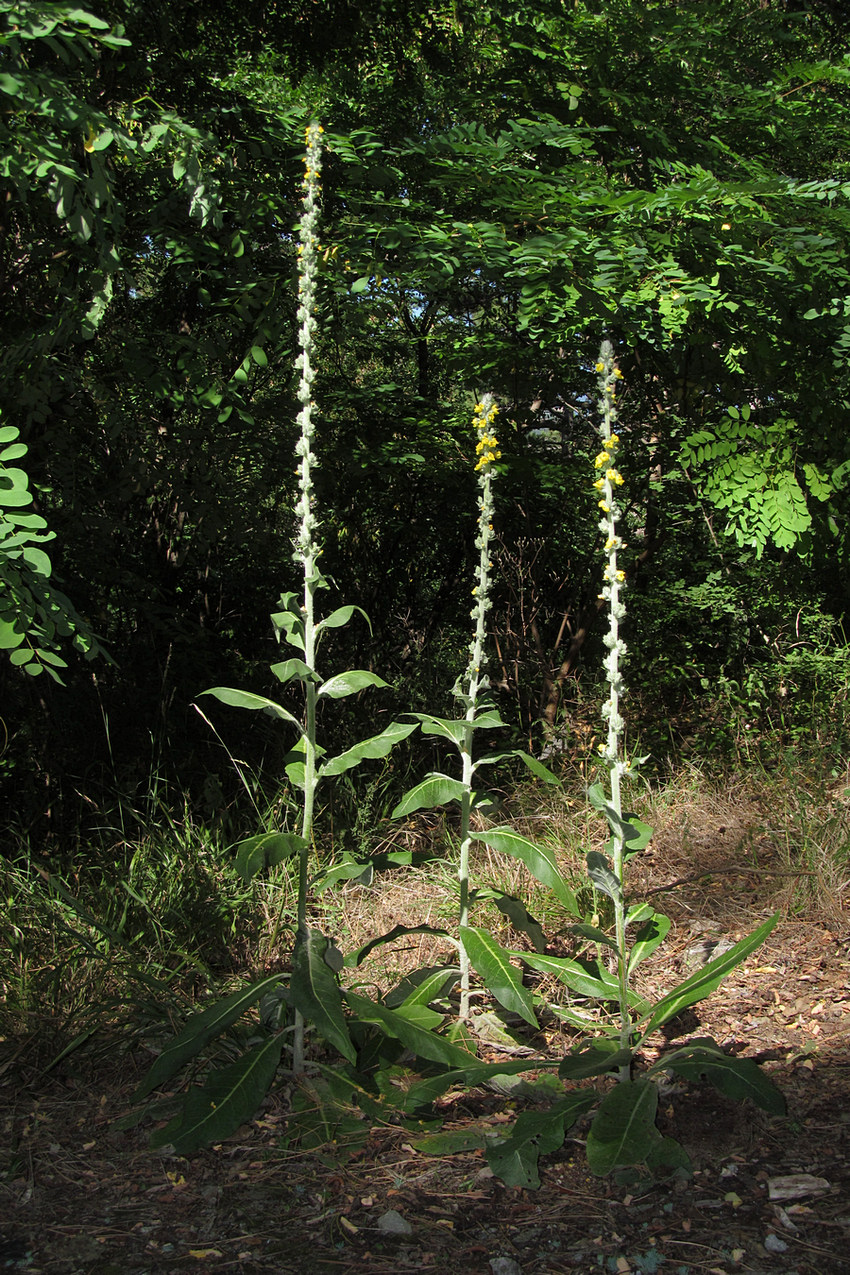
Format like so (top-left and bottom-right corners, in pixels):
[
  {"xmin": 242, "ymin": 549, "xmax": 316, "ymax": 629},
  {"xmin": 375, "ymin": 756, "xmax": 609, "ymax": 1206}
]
[{"xmin": 2, "ymin": 797, "xmax": 849, "ymax": 1275}]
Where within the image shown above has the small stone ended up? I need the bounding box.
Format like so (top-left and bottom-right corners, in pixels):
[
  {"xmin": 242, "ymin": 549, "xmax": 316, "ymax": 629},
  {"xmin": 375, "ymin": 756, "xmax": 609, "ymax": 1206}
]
[
  {"xmin": 764, "ymin": 1234, "xmax": 789, "ymax": 1254},
  {"xmin": 490, "ymin": 1259, "xmax": 522, "ymax": 1275},
  {"xmin": 377, "ymin": 1209, "xmax": 413, "ymax": 1237}
]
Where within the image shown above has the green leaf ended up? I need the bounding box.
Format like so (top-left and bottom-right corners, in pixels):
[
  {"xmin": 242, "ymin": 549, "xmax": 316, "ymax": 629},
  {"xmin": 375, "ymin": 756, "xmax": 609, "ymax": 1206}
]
[
  {"xmin": 0, "ymin": 443, "xmax": 27, "ymax": 463},
  {"xmin": 315, "ymin": 604, "xmax": 371, "ymax": 636},
  {"xmin": 459, "ymin": 926, "xmax": 538, "ymax": 1026},
  {"xmin": 311, "ymin": 855, "xmax": 373, "ymax": 894},
  {"xmin": 345, "ymin": 991, "xmax": 477, "ymax": 1069},
  {"xmin": 514, "ymin": 950, "xmax": 646, "ymax": 1009},
  {"xmin": 586, "ymin": 1079, "xmax": 660, "ymax": 1176},
  {"xmin": 200, "ymin": 686, "xmax": 304, "ymax": 732},
  {"xmin": 290, "ymin": 926, "xmax": 356, "ymax": 1064},
  {"xmin": 475, "ymin": 750, "xmax": 560, "ymax": 785},
  {"xmin": 587, "ymin": 786, "xmax": 650, "ymax": 853},
  {"xmin": 270, "ymin": 658, "xmax": 319, "ymax": 685},
  {"xmin": 271, "ymin": 597, "xmax": 305, "ymax": 650},
  {"xmin": 638, "ymin": 912, "xmax": 780, "ymax": 1039},
  {"xmin": 408, "ymin": 1126, "xmax": 491, "ymax": 1155},
  {"xmin": 622, "ymin": 816, "xmax": 653, "ymax": 854},
  {"xmin": 392, "ymin": 773, "xmax": 467, "ymax": 817},
  {"xmin": 486, "ymin": 1092, "xmax": 596, "ymax": 1188},
  {"xmin": 586, "ymin": 851, "xmax": 622, "ymax": 903},
  {"xmin": 250, "ymin": 344, "xmax": 268, "ymax": 367},
  {"xmin": 410, "ymin": 709, "xmax": 506, "ymax": 747},
  {"xmin": 628, "ymin": 912, "xmax": 671, "ymax": 974},
  {"xmin": 150, "ymin": 1033, "xmax": 283, "ymax": 1154},
  {"xmin": 649, "ymin": 1039, "xmax": 785, "ymax": 1115},
  {"xmin": 385, "ymin": 966, "xmax": 460, "ymax": 1010},
  {"xmin": 346, "ymin": 923, "xmax": 452, "ymax": 968},
  {"xmin": 409, "ymin": 712, "xmax": 471, "ymax": 746},
  {"xmin": 559, "ymin": 1044, "xmax": 633, "ymax": 1080},
  {"xmin": 492, "ymin": 894, "xmax": 547, "ymax": 953},
  {"xmin": 475, "ymin": 827, "xmax": 578, "ymax": 914},
  {"xmin": 400, "ymin": 1058, "xmax": 558, "ymax": 1113},
  {"xmin": 565, "ymin": 923, "xmax": 618, "ymax": 952},
  {"xmin": 234, "ymin": 831, "xmax": 306, "ymax": 881},
  {"xmin": 133, "ymin": 973, "xmax": 287, "ymax": 1101},
  {"xmin": 318, "ymin": 670, "xmax": 388, "ymax": 699},
  {"xmin": 321, "ymin": 720, "xmax": 418, "ymax": 778}
]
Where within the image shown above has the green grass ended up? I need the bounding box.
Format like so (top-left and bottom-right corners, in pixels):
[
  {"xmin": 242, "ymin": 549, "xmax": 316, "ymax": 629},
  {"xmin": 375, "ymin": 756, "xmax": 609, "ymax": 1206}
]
[{"xmin": 2, "ymin": 732, "xmax": 847, "ymax": 1073}]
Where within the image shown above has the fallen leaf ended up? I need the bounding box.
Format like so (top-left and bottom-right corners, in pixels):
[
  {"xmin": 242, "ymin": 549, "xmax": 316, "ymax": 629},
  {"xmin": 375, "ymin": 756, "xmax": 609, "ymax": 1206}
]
[
  {"xmin": 768, "ymin": 1173, "xmax": 831, "ymax": 1201},
  {"xmin": 189, "ymin": 1250, "xmax": 223, "ymax": 1259},
  {"xmin": 339, "ymin": 1216, "xmax": 358, "ymax": 1236}
]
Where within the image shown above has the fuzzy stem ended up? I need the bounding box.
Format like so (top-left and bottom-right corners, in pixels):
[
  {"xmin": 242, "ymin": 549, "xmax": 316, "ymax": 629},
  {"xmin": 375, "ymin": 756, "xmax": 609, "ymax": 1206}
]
[
  {"xmin": 456, "ymin": 394, "xmax": 501, "ymax": 1020},
  {"xmin": 290, "ymin": 121, "xmax": 324, "ymax": 1074},
  {"xmin": 593, "ymin": 341, "xmax": 632, "ymax": 1078}
]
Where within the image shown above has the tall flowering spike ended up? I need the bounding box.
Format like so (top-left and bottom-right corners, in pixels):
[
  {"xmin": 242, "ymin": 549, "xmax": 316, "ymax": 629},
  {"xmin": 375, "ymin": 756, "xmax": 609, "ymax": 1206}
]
[
  {"xmin": 594, "ymin": 340, "xmax": 628, "ymax": 773},
  {"xmin": 465, "ymin": 394, "xmax": 501, "ymax": 697},
  {"xmin": 293, "ymin": 122, "xmax": 324, "ymax": 566}
]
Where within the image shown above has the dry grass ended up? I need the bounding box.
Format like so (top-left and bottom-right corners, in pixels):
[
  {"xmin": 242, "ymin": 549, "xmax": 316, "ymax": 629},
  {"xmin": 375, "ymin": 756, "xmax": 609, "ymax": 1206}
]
[{"xmin": 313, "ymin": 754, "xmax": 850, "ymax": 1003}]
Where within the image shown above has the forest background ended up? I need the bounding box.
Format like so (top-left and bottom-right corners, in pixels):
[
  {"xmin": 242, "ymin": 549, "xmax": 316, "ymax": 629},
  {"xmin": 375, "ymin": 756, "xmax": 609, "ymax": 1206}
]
[{"xmin": 2, "ymin": 0, "xmax": 850, "ymax": 1034}]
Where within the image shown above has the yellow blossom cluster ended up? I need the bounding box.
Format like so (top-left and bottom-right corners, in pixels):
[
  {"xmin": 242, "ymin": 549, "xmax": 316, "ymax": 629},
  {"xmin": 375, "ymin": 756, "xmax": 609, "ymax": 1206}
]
[{"xmin": 473, "ymin": 400, "xmax": 501, "ymax": 471}]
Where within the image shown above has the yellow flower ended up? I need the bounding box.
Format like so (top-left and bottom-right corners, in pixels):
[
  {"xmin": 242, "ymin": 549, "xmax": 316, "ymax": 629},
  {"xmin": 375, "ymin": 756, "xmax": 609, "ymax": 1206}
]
[
  {"xmin": 593, "ymin": 478, "xmax": 605, "ymax": 490},
  {"xmin": 595, "ymin": 362, "xmax": 604, "ymax": 372},
  {"xmin": 616, "ymin": 570, "xmax": 626, "ymax": 582},
  {"xmin": 595, "ymin": 451, "xmax": 611, "ymax": 469},
  {"xmin": 598, "ymin": 500, "xmax": 610, "ymax": 512}
]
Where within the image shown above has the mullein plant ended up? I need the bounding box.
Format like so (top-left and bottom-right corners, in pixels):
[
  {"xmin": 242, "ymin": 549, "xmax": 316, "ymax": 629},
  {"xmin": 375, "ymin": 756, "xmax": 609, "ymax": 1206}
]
[
  {"xmin": 358, "ymin": 349, "xmax": 783, "ymax": 1191},
  {"xmin": 129, "ymin": 123, "xmax": 418, "ymax": 1150},
  {"xmin": 487, "ymin": 342, "xmax": 786, "ymax": 1182},
  {"xmin": 382, "ymin": 397, "xmax": 583, "ymax": 1036}
]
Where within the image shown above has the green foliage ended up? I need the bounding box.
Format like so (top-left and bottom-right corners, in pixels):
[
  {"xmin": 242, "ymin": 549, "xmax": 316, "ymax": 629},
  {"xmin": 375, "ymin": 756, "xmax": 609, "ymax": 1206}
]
[{"xmin": 0, "ymin": 418, "xmax": 101, "ymax": 677}]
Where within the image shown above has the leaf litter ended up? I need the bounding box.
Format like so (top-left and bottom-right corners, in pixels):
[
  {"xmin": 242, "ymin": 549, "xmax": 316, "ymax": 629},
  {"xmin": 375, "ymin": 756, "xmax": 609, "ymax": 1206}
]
[{"xmin": 1, "ymin": 797, "xmax": 849, "ymax": 1274}]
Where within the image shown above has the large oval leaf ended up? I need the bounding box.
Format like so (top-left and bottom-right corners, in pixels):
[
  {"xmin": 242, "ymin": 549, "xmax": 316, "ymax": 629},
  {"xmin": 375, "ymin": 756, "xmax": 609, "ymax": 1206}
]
[
  {"xmin": 270, "ymin": 658, "xmax": 319, "ymax": 685},
  {"xmin": 150, "ymin": 1033, "xmax": 284, "ymax": 1154},
  {"xmin": 460, "ymin": 926, "xmax": 537, "ymax": 1026},
  {"xmin": 133, "ymin": 972, "xmax": 287, "ymax": 1101},
  {"xmin": 486, "ymin": 1091, "xmax": 596, "ymax": 1188},
  {"xmin": 638, "ymin": 912, "xmax": 780, "ymax": 1039},
  {"xmin": 234, "ymin": 831, "xmax": 306, "ymax": 881},
  {"xmin": 321, "ymin": 720, "xmax": 418, "ymax": 778},
  {"xmin": 200, "ymin": 686, "xmax": 304, "ymax": 731},
  {"xmin": 586, "ymin": 1079, "xmax": 660, "ymax": 1176},
  {"xmin": 290, "ymin": 926, "xmax": 356, "ymax": 1064},
  {"xmin": 475, "ymin": 827, "xmax": 578, "ymax": 915},
  {"xmin": 391, "ymin": 773, "xmax": 467, "ymax": 817},
  {"xmin": 345, "ymin": 991, "xmax": 477, "ymax": 1069},
  {"xmin": 318, "ymin": 670, "xmax": 388, "ymax": 699},
  {"xmin": 648, "ymin": 1038, "xmax": 785, "ymax": 1115},
  {"xmin": 315, "ymin": 604, "xmax": 371, "ymax": 636}
]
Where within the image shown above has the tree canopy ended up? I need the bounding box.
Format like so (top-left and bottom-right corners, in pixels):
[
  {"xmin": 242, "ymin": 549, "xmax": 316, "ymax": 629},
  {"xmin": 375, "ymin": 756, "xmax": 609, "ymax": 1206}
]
[{"xmin": 2, "ymin": 0, "xmax": 850, "ymax": 812}]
